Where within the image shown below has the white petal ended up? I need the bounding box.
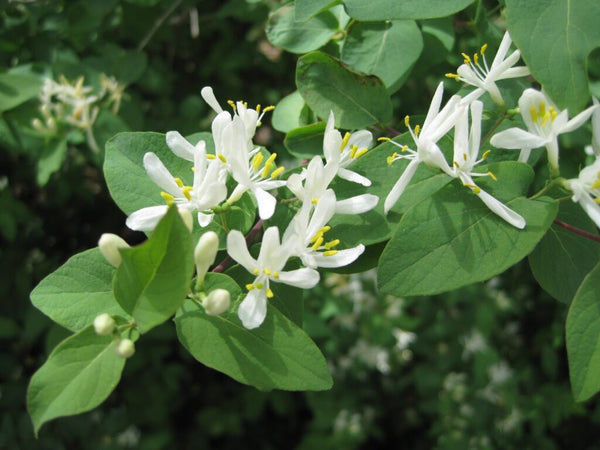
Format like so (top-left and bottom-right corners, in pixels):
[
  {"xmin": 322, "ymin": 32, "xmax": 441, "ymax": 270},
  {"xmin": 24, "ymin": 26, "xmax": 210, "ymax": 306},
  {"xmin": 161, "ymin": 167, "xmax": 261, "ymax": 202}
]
[
  {"xmin": 253, "ymin": 187, "xmax": 277, "ymax": 220},
  {"xmin": 306, "ymin": 189, "xmax": 336, "ymax": 238},
  {"xmin": 490, "ymin": 128, "xmax": 548, "ymax": 149},
  {"xmin": 165, "ymin": 131, "xmax": 196, "ymax": 161},
  {"xmin": 476, "ymin": 189, "xmax": 526, "ymax": 229},
  {"xmin": 143, "ymin": 152, "xmax": 182, "ymax": 197},
  {"xmin": 498, "ymin": 66, "xmax": 530, "ymax": 80},
  {"xmin": 468, "ymin": 101, "xmax": 483, "ymax": 160},
  {"xmin": 238, "ymin": 289, "xmax": 267, "ymax": 329},
  {"xmin": 491, "ymin": 31, "xmax": 513, "ymax": 67},
  {"xmin": 559, "ymin": 104, "xmax": 599, "ymax": 134},
  {"xmin": 592, "ymin": 98, "xmax": 600, "ymax": 155},
  {"xmin": 337, "ymin": 167, "xmax": 372, "ymax": 186},
  {"xmin": 453, "ymin": 107, "xmax": 470, "ymax": 164},
  {"xmin": 197, "ymin": 212, "xmax": 213, "ymax": 227},
  {"xmin": 312, "ymin": 244, "xmax": 365, "ymax": 268},
  {"xmin": 384, "ymin": 158, "xmax": 420, "ymax": 214},
  {"xmin": 201, "ymin": 86, "xmax": 223, "ymax": 113},
  {"xmin": 575, "ymin": 194, "xmax": 600, "ymax": 229},
  {"xmin": 348, "ymin": 130, "xmax": 373, "ymax": 151},
  {"xmin": 126, "ymin": 205, "xmax": 168, "ymax": 231},
  {"xmin": 336, "ymin": 194, "xmax": 379, "ymax": 214},
  {"xmin": 422, "ymin": 82, "xmax": 445, "ymax": 131},
  {"xmin": 227, "ymin": 230, "xmax": 257, "ymax": 273},
  {"xmin": 286, "ymin": 173, "xmax": 305, "ymax": 199},
  {"xmin": 277, "ymin": 267, "xmax": 320, "ymax": 289}
]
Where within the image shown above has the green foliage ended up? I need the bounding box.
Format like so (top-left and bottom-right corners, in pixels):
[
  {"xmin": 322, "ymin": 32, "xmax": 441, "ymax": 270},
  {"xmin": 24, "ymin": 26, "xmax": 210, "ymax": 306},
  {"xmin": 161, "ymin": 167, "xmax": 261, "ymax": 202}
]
[
  {"xmin": 506, "ymin": 0, "xmax": 600, "ymax": 113},
  {"xmin": 27, "ymin": 326, "xmax": 127, "ymax": 435},
  {"xmin": 0, "ymin": 72, "xmax": 43, "ymax": 113},
  {"xmin": 295, "ymin": 0, "xmax": 341, "ymax": 21},
  {"xmin": 342, "ymin": 0, "xmax": 475, "ymax": 20},
  {"xmin": 567, "ymin": 262, "xmax": 600, "ymax": 401}
]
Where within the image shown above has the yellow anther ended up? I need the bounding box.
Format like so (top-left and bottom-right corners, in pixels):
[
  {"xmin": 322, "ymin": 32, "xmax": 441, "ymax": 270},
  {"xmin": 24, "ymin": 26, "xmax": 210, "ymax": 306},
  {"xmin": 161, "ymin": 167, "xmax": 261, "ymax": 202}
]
[
  {"xmin": 340, "ymin": 132, "xmax": 351, "ymax": 151},
  {"xmin": 541, "ymin": 111, "xmax": 551, "ymax": 126},
  {"xmin": 488, "ymin": 171, "xmax": 498, "ymax": 182},
  {"xmin": 270, "ymin": 167, "xmax": 285, "ymax": 179},
  {"xmin": 311, "ymin": 198, "xmax": 319, "ymax": 204},
  {"xmin": 355, "ymin": 148, "xmax": 368, "ymax": 158},
  {"xmin": 263, "ymin": 105, "xmax": 275, "ymax": 113},
  {"xmin": 463, "ymin": 152, "xmax": 467, "ymax": 161},
  {"xmin": 453, "ymin": 161, "xmax": 460, "ymax": 168},
  {"xmin": 378, "ymin": 137, "xmax": 391, "ymax": 142},
  {"xmin": 414, "ymin": 124, "xmax": 421, "ymax": 137},
  {"xmin": 480, "ymin": 43, "xmax": 488, "ymax": 54},
  {"xmin": 206, "ymin": 154, "xmax": 216, "ymax": 159},
  {"xmin": 253, "ymin": 268, "xmax": 260, "ymax": 275},
  {"xmin": 174, "ymin": 177, "xmax": 184, "ymax": 188},
  {"xmin": 482, "ymin": 149, "xmax": 491, "ymax": 159},
  {"xmin": 218, "ymin": 153, "xmax": 227, "ymax": 163},
  {"xmin": 266, "ymin": 288, "xmax": 274, "ymax": 298},
  {"xmin": 256, "ymin": 104, "xmax": 261, "ymax": 113},
  {"xmin": 273, "ymin": 271, "xmax": 279, "ymax": 279},
  {"xmin": 227, "ymin": 100, "xmax": 236, "ymax": 111},
  {"xmin": 261, "ymin": 153, "xmax": 277, "ymax": 178},
  {"xmin": 387, "ymin": 152, "xmax": 398, "ymax": 166},
  {"xmin": 264, "ymin": 268, "xmax": 272, "ymax": 275},
  {"xmin": 404, "ymin": 115, "xmax": 410, "ymax": 127},
  {"xmin": 473, "ymin": 53, "xmax": 479, "ymax": 66},
  {"xmin": 462, "ymin": 53, "xmax": 471, "ymax": 64},
  {"xmin": 265, "ymin": 152, "xmax": 277, "ymax": 165},
  {"xmin": 401, "ymin": 145, "xmax": 409, "ymax": 152},
  {"xmin": 595, "ymin": 198, "xmax": 600, "ymax": 204},
  {"xmin": 325, "ymin": 239, "xmax": 340, "ymax": 249},
  {"xmin": 161, "ymin": 192, "xmax": 175, "ymax": 205},
  {"xmin": 311, "ymin": 236, "xmax": 324, "ymax": 251},
  {"xmin": 182, "ymin": 186, "xmax": 193, "ymax": 200},
  {"xmin": 539, "ymin": 102, "xmax": 546, "ymax": 116},
  {"xmin": 529, "ymin": 105, "xmax": 538, "ymax": 123},
  {"xmin": 191, "ymin": 166, "xmax": 195, "ymax": 172},
  {"xmin": 256, "ymin": 283, "xmax": 264, "ymax": 289},
  {"xmin": 251, "ymin": 152, "xmax": 264, "ymax": 170},
  {"xmin": 323, "ymin": 250, "xmax": 338, "ymax": 257},
  {"xmin": 445, "ymin": 73, "xmax": 460, "ymax": 80},
  {"xmin": 246, "ymin": 284, "xmax": 255, "ymax": 290},
  {"xmin": 463, "ymin": 183, "xmax": 481, "ymax": 194},
  {"xmin": 549, "ymin": 107, "xmax": 557, "ymax": 120},
  {"xmin": 349, "ymin": 144, "xmax": 358, "ymax": 158},
  {"xmin": 319, "ymin": 226, "xmax": 331, "ymax": 234},
  {"xmin": 591, "ymin": 179, "xmax": 600, "ymax": 190},
  {"xmin": 243, "ymin": 101, "xmax": 248, "ymax": 108}
]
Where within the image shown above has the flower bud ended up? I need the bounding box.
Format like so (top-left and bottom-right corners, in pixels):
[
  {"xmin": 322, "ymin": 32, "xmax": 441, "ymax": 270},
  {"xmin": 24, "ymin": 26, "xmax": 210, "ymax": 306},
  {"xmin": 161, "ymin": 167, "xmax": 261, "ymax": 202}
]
[
  {"xmin": 93, "ymin": 313, "xmax": 115, "ymax": 336},
  {"xmin": 98, "ymin": 233, "xmax": 130, "ymax": 268},
  {"xmin": 178, "ymin": 208, "xmax": 193, "ymax": 232},
  {"xmin": 115, "ymin": 338, "xmax": 135, "ymax": 359},
  {"xmin": 194, "ymin": 231, "xmax": 219, "ymax": 280},
  {"xmin": 202, "ymin": 289, "xmax": 231, "ymax": 316}
]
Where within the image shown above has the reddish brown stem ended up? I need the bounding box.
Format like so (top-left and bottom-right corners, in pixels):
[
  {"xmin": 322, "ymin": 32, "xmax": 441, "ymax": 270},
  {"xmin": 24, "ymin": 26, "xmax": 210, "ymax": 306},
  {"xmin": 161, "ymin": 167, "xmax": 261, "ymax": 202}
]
[
  {"xmin": 553, "ymin": 220, "xmax": 600, "ymax": 243},
  {"xmin": 211, "ymin": 219, "xmax": 264, "ymax": 273}
]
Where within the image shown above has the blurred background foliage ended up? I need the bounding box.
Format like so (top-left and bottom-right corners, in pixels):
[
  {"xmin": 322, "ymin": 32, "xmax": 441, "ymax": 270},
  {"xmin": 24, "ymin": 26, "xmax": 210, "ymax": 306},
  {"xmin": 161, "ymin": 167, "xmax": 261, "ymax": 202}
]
[{"xmin": 1, "ymin": 0, "xmax": 600, "ymax": 448}]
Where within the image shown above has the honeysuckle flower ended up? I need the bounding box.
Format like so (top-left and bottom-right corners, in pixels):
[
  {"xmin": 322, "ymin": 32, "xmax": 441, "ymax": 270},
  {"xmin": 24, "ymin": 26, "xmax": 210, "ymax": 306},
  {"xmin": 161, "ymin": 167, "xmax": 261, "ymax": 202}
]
[
  {"xmin": 384, "ymin": 82, "xmax": 463, "ymax": 213},
  {"xmin": 287, "ymin": 156, "xmax": 378, "ymax": 214},
  {"xmin": 98, "ymin": 233, "xmax": 130, "ymax": 267},
  {"xmin": 227, "ymin": 226, "xmax": 319, "ymax": 329},
  {"xmin": 115, "ymin": 339, "xmax": 135, "ymax": 359},
  {"xmin": 284, "ymin": 189, "xmax": 365, "ymax": 268},
  {"xmin": 93, "ymin": 313, "xmax": 116, "ymax": 336},
  {"xmin": 194, "ymin": 231, "xmax": 219, "ymax": 282},
  {"xmin": 452, "ymin": 101, "xmax": 526, "ymax": 229},
  {"xmin": 202, "ymin": 288, "xmax": 231, "ymax": 316},
  {"xmin": 446, "ymin": 31, "xmax": 530, "ymax": 106},
  {"xmin": 126, "ymin": 137, "xmax": 227, "ymax": 231},
  {"xmin": 490, "ymin": 89, "xmax": 599, "ymax": 172},
  {"xmin": 323, "ymin": 111, "xmax": 373, "ymax": 186},
  {"xmin": 566, "ymin": 156, "xmax": 600, "ymax": 228}
]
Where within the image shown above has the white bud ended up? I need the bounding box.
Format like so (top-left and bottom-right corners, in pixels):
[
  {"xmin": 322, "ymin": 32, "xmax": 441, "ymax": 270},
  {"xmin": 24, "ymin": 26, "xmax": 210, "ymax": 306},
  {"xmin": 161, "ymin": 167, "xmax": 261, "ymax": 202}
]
[
  {"xmin": 178, "ymin": 208, "xmax": 193, "ymax": 232},
  {"xmin": 98, "ymin": 233, "xmax": 130, "ymax": 268},
  {"xmin": 194, "ymin": 231, "xmax": 219, "ymax": 279},
  {"xmin": 93, "ymin": 313, "xmax": 115, "ymax": 335},
  {"xmin": 115, "ymin": 338, "xmax": 135, "ymax": 359},
  {"xmin": 202, "ymin": 289, "xmax": 231, "ymax": 316}
]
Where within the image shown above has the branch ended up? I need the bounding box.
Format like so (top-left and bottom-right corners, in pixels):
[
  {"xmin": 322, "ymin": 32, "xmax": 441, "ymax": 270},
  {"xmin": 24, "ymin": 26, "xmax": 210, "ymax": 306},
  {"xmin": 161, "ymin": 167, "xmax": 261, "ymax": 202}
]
[
  {"xmin": 553, "ymin": 220, "xmax": 600, "ymax": 243},
  {"xmin": 211, "ymin": 219, "xmax": 264, "ymax": 273}
]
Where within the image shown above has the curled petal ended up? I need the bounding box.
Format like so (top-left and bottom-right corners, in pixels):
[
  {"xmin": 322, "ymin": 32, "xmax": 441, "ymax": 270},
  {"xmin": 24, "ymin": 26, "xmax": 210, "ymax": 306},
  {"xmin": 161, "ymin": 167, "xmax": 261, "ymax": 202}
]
[
  {"xmin": 238, "ymin": 289, "xmax": 267, "ymax": 329},
  {"xmin": 277, "ymin": 267, "xmax": 320, "ymax": 289},
  {"xmin": 476, "ymin": 188, "xmax": 526, "ymax": 229},
  {"xmin": 312, "ymin": 244, "xmax": 365, "ymax": 268},
  {"xmin": 227, "ymin": 230, "xmax": 257, "ymax": 273},
  {"xmin": 143, "ymin": 152, "xmax": 182, "ymax": 197},
  {"xmin": 253, "ymin": 187, "xmax": 277, "ymax": 220},
  {"xmin": 126, "ymin": 205, "xmax": 168, "ymax": 232},
  {"xmin": 336, "ymin": 194, "xmax": 379, "ymax": 214},
  {"xmin": 490, "ymin": 128, "xmax": 548, "ymax": 149},
  {"xmin": 166, "ymin": 131, "xmax": 197, "ymax": 161},
  {"xmin": 384, "ymin": 158, "xmax": 420, "ymax": 214},
  {"xmin": 338, "ymin": 168, "xmax": 372, "ymax": 186}
]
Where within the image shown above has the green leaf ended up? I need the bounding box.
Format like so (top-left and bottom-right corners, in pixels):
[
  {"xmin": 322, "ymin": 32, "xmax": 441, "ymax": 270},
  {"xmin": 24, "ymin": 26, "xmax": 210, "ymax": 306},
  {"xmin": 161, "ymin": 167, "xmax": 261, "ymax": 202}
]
[
  {"xmin": 567, "ymin": 262, "xmax": 600, "ymax": 401},
  {"xmin": 342, "ymin": 0, "xmax": 474, "ymax": 20},
  {"xmin": 295, "ymin": 0, "xmax": 341, "ymax": 21},
  {"xmin": 283, "ymin": 122, "xmax": 326, "ymax": 158},
  {"xmin": 272, "ymin": 90, "xmax": 312, "ymax": 133},
  {"xmin": 296, "ymin": 51, "xmax": 392, "ymax": 129},
  {"xmin": 378, "ymin": 162, "xmax": 558, "ymax": 296},
  {"xmin": 202, "ymin": 272, "xmax": 242, "ymax": 301},
  {"xmin": 0, "ymin": 72, "xmax": 43, "ymax": 113},
  {"xmin": 506, "ymin": 0, "xmax": 600, "ymax": 113},
  {"xmin": 341, "ymin": 20, "xmax": 423, "ymax": 93},
  {"xmin": 31, "ymin": 248, "xmax": 129, "ymax": 332},
  {"xmin": 266, "ymin": 4, "xmax": 338, "ymax": 54},
  {"xmin": 27, "ymin": 326, "xmax": 126, "ymax": 434},
  {"xmin": 113, "ymin": 207, "xmax": 194, "ymax": 334},
  {"xmin": 175, "ymin": 301, "xmax": 332, "ymax": 391},
  {"xmin": 36, "ymin": 138, "xmax": 67, "ymax": 186},
  {"xmin": 529, "ymin": 201, "xmax": 600, "ymax": 304}
]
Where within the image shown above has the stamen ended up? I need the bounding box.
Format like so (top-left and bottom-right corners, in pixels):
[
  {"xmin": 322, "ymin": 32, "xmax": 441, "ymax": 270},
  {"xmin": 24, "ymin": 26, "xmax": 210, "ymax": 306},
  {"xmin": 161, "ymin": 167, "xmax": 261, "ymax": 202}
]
[
  {"xmin": 387, "ymin": 152, "xmax": 398, "ymax": 166},
  {"xmin": 246, "ymin": 284, "xmax": 255, "ymax": 290},
  {"xmin": 461, "ymin": 53, "xmax": 471, "ymax": 64},
  {"xmin": 319, "ymin": 226, "xmax": 331, "ymax": 234},
  {"xmin": 161, "ymin": 192, "xmax": 175, "ymax": 205},
  {"xmin": 227, "ymin": 100, "xmax": 236, "ymax": 111},
  {"xmin": 251, "ymin": 153, "xmax": 264, "ymax": 170},
  {"xmin": 182, "ymin": 186, "xmax": 193, "ymax": 200},
  {"xmin": 591, "ymin": 179, "xmax": 600, "ymax": 190},
  {"xmin": 529, "ymin": 106, "xmax": 538, "ymax": 123},
  {"xmin": 253, "ymin": 268, "xmax": 260, "ymax": 275},
  {"xmin": 549, "ymin": 107, "xmax": 557, "ymax": 120},
  {"xmin": 595, "ymin": 198, "xmax": 600, "ymax": 204},
  {"xmin": 266, "ymin": 288, "xmax": 274, "ymax": 298},
  {"xmin": 541, "ymin": 111, "xmax": 551, "ymax": 126},
  {"xmin": 174, "ymin": 177, "xmax": 184, "ymax": 188},
  {"xmin": 473, "ymin": 53, "xmax": 479, "ymax": 66},
  {"xmin": 264, "ymin": 268, "xmax": 272, "ymax": 275},
  {"xmin": 256, "ymin": 104, "xmax": 261, "ymax": 113},
  {"xmin": 404, "ymin": 115, "xmax": 410, "ymax": 127},
  {"xmin": 480, "ymin": 43, "xmax": 488, "ymax": 54},
  {"xmin": 311, "ymin": 198, "xmax": 319, "ymax": 204},
  {"xmin": 378, "ymin": 137, "xmax": 391, "ymax": 142},
  {"xmin": 325, "ymin": 239, "xmax": 340, "ymax": 249},
  {"xmin": 311, "ymin": 236, "xmax": 324, "ymax": 251},
  {"xmin": 538, "ymin": 102, "xmax": 546, "ymax": 116},
  {"xmin": 349, "ymin": 144, "xmax": 358, "ymax": 158},
  {"xmin": 414, "ymin": 124, "xmax": 421, "ymax": 137},
  {"xmin": 263, "ymin": 106, "xmax": 275, "ymax": 113},
  {"xmin": 463, "ymin": 152, "xmax": 467, "ymax": 161},
  {"xmin": 255, "ymin": 283, "xmax": 264, "ymax": 289},
  {"xmin": 273, "ymin": 271, "xmax": 279, "ymax": 279},
  {"xmin": 463, "ymin": 183, "xmax": 481, "ymax": 194},
  {"xmin": 355, "ymin": 148, "xmax": 368, "ymax": 158},
  {"xmin": 206, "ymin": 154, "xmax": 216, "ymax": 160},
  {"xmin": 261, "ymin": 153, "xmax": 277, "ymax": 178},
  {"xmin": 401, "ymin": 145, "xmax": 408, "ymax": 152},
  {"xmin": 453, "ymin": 161, "xmax": 460, "ymax": 168},
  {"xmin": 218, "ymin": 153, "xmax": 227, "ymax": 163},
  {"xmin": 488, "ymin": 171, "xmax": 497, "ymax": 181},
  {"xmin": 340, "ymin": 132, "xmax": 351, "ymax": 151},
  {"xmin": 482, "ymin": 150, "xmax": 491, "ymax": 159},
  {"xmin": 445, "ymin": 73, "xmax": 460, "ymax": 80},
  {"xmin": 270, "ymin": 167, "xmax": 285, "ymax": 179},
  {"xmin": 323, "ymin": 250, "xmax": 338, "ymax": 257}
]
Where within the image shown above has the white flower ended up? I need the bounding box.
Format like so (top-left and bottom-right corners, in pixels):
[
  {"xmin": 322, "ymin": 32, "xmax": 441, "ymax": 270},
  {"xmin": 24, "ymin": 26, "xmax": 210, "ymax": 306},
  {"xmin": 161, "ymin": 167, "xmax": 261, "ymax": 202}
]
[
  {"xmin": 115, "ymin": 339, "xmax": 135, "ymax": 359},
  {"xmin": 446, "ymin": 31, "xmax": 530, "ymax": 106},
  {"xmin": 202, "ymin": 289, "xmax": 231, "ymax": 316},
  {"xmin": 452, "ymin": 101, "xmax": 526, "ymax": 229},
  {"xmin": 287, "ymin": 156, "xmax": 378, "ymax": 215},
  {"xmin": 585, "ymin": 98, "xmax": 600, "ymax": 157},
  {"xmin": 126, "ymin": 134, "xmax": 227, "ymax": 231},
  {"xmin": 384, "ymin": 82, "xmax": 463, "ymax": 213},
  {"xmin": 490, "ymin": 89, "xmax": 598, "ymax": 171},
  {"xmin": 93, "ymin": 313, "xmax": 116, "ymax": 336},
  {"xmin": 227, "ymin": 226, "xmax": 319, "ymax": 329},
  {"xmin": 567, "ymin": 156, "xmax": 600, "ymax": 228},
  {"xmin": 392, "ymin": 328, "xmax": 416, "ymax": 351},
  {"xmin": 323, "ymin": 111, "xmax": 373, "ymax": 186},
  {"xmin": 284, "ymin": 189, "xmax": 365, "ymax": 269},
  {"xmin": 98, "ymin": 233, "xmax": 130, "ymax": 268},
  {"xmin": 194, "ymin": 231, "xmax": 219, "ymax": 281}
]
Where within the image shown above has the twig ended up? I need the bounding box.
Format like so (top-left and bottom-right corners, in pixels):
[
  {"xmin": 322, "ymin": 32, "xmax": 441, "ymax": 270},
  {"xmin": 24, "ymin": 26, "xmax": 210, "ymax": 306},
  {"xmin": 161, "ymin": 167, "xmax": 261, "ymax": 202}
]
[
  {"xmin": 553, "ymin": 220, "xmax": 600, "ymax": 243},
  {"xmin": 137, "ymin": 0, "xmax": 183, "ymax": 51},
  {"xmin": 212, "ymin": 219, "xmax": 264, "ymax": 273}
]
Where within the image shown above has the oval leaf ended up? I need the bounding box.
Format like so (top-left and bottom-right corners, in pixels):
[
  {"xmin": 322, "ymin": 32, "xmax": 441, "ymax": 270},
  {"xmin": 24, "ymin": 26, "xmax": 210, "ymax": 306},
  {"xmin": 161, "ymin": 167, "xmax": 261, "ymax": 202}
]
[{"xmin": 342, "ymin": 0, "xmax": 475, "ymax": 20}]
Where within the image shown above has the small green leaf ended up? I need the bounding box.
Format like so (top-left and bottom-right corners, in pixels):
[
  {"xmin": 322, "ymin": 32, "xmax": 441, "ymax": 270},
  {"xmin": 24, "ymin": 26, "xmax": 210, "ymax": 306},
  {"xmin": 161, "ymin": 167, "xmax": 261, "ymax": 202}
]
[
  {"xmin": 295, "ymin": 0, "xmax": 341, "ymax": 21},
  {"xmin": 27, "ymin": 326, "xmax": 126, "ymax": 434},
  {"xmin": 296, "ymin": 51, "xmax": 392, "ymax": 129},
  {"xmin": 378, "ymin": 162, "xmax": 558, "ymax": 296},
  {"xmin": 0, "ymin": 72, "xmax": 43, "ymax": 113},
  {"xmin": 266, "ymin": 4, "xmax": 338, "ymax": 54},
  {"xmin": 529, "ymin": 201, "xmax": 600, "ymax": 304},
  {"xmin": 272, "ymin": 90, "xmax": 312, "ymax": 133},
  {"xmin": 567, "ymin": 262, "xmax": 600, "ymax": 401},
  {"xmin": 284, "ymin": 122, "xmax": 326, "ymax": 158},
  {"xmin": 175, "ymin": 301, "xmax": 332, "ymax": 391},
  {"xmin": 341, "ymin": 20, "xmax": 423, "ymax": 93},
  {"xmin": 31, "ymin": 248, "xmax": 129, "ymax": 332},
  {"xmin": 113, "ymin": 207, "xmax": 194, "ymax": 334},
  {"xmin": 36, "ymin": 138, "xmax": 67, "ymax": 186},
  {"xmin": 506, "ymin": 0, "xmax": 600, "ymax": 113},
  {"xmin": 342, "ymin": 0, "xmax": 474, "ymax": 20}
]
